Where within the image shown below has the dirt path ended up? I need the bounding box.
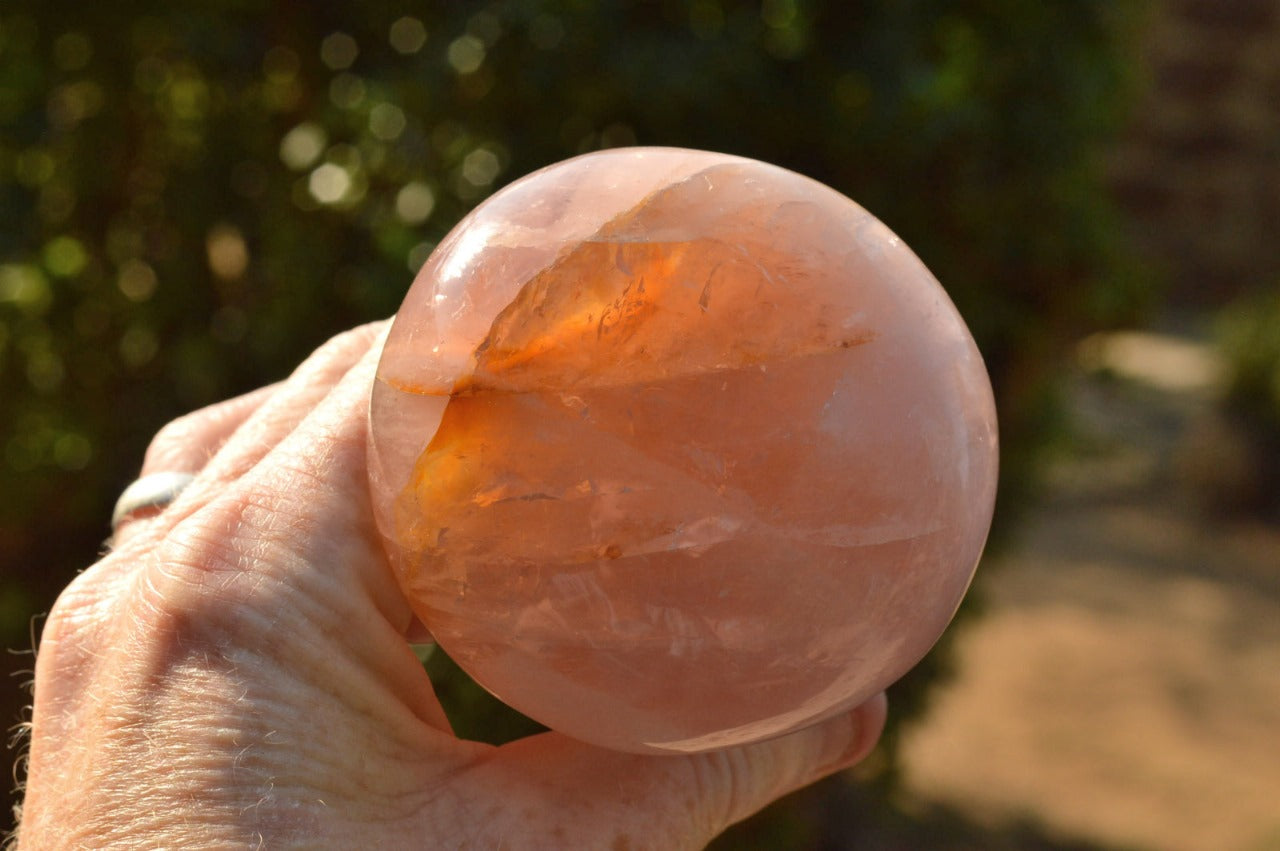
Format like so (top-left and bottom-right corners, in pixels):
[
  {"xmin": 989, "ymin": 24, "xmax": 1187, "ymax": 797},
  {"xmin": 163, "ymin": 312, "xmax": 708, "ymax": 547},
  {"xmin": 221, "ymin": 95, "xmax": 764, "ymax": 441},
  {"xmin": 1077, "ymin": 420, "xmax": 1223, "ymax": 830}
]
[{"xmin": 900, "ymin": 336, "xmax": 1280, "ymax": 851}]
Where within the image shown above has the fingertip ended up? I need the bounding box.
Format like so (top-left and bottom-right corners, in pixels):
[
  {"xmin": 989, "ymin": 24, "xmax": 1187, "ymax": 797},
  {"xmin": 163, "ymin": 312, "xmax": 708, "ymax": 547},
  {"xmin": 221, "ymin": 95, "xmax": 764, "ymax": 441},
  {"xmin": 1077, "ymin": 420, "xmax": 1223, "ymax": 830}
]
[
  {"xmin": 836, "ymin": 691, "xmax": 888, "ymax": 770},
  {"xmin": 686, "ymin": 694, "xmax": 892, "ymax": 837},
  {"xmin": 790, "ymin": 692, "xmax": 888, "ymax": 783}
]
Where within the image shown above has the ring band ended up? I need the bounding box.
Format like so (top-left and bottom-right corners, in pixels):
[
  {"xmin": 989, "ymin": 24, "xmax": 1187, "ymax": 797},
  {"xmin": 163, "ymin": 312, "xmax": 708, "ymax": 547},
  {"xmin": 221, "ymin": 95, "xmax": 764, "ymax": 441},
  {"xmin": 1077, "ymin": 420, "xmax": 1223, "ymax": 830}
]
[{"xmin": 111, "ymin": 472, "xmax": 197, "ymax": 530}]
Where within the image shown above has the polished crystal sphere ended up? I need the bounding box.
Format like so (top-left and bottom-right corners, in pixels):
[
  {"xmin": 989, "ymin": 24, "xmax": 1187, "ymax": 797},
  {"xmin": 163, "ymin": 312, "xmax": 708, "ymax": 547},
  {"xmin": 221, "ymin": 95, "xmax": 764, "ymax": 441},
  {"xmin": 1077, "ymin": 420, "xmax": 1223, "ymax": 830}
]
[{"xmin": 368, "ymin": 147, "xmax": 998, "ymax": 754}]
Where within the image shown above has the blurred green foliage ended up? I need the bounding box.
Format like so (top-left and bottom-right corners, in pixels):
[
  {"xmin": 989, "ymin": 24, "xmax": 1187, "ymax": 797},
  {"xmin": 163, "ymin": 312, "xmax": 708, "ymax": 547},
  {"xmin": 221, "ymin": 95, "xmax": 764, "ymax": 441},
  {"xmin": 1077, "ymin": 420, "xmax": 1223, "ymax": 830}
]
[
  {"xmin": 2, "ymin": 0, "xmax": 1149, "ymax": 842},
  {"xmin": 1215, "ymin": 289, "xmax": 1280, "ymax": 517}
]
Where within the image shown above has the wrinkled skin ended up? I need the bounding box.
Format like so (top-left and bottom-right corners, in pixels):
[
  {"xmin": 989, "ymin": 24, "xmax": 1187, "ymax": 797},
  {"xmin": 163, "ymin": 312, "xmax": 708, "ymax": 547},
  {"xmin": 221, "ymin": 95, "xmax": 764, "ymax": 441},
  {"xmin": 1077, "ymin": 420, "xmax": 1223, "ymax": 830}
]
[{"xmin": 16, "ymin": 321, "xmax": 886, "ymax": 850}]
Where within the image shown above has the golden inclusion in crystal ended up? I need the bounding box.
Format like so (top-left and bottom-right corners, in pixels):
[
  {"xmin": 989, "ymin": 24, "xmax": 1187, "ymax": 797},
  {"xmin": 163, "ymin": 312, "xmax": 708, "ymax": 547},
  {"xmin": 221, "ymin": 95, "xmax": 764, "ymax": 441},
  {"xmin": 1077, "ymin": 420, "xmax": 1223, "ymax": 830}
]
[{"xmin": 368, "ymin": 148, "xmax": 998, "ymax": 754}]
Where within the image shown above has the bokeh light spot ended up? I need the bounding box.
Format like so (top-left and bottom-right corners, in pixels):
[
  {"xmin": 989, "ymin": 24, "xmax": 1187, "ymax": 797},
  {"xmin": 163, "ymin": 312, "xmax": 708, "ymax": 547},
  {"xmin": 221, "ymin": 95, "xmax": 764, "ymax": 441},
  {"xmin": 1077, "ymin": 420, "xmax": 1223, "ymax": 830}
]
[
  {"xmin": 329, "ymin": 73, "xmax": 367, "ymax": 109},
  {"xmin": 47, "ymin": 81, "xmax": 105, "ymax": 129},
  {"xmin": 134, "ymin": 55, "xmax": 173, "ymax": 94},
  {"xmin": 15, "ymin": 149, "xmax": 56, "ymax": 186},
  {"xmin": 118, "ymin": 323, "xmax": 159, "ymax": 369},
  {"xmin": 25, "ymin": 348, "xmax": 65, "ymax": 393},
  {"xmin": 279, "ymin": 122, "xmax": 327, "ymax": 170},
  {"xmin": 369, "ymin": 102, "xmax": 407, "ymax": 141},
  {"xmin": 0, "ymin": 265, "xmax": 52, "ymax": 315},
  {"xmin": 308, "ymin": 163, "xmax": 353, "ymax": 205},
  {"xmin": 206, "ymin": 224, "xmax": 249, "ymax": 280},
  {"xmin": 117, "ymin": 259, "xmax": 158, "ymax": 302},
  {"xmin": 461, "ymin": 147, "xmax": 501, "ymax": 187},
  {"xmin": 167, "ymin": 74, "xmax": 210, "ymax": 121},
  {"xmin": 42, "ymin": 236, "xmax": 88, "ymax": 278},
  {"xmin": 389, "ymin": 17, "xmax": 428, "ymax": 54},
  {"xmin": 447, "ymin": 36, "xmax": 486, "ymax": 74},
  {"xmin": 53, "ymin": 433, "xmax": 92, "ymax": 471},
  {"xmin": 320, "ymin": 32, "xmax": 359, "ymax": 70},
  {"xmin": 395, "ymin": 181, "xmax": 436, "ymax": 224},
  {"xmin": 53, "ymin": 31, "xmax": 93, "ymax": 71}
]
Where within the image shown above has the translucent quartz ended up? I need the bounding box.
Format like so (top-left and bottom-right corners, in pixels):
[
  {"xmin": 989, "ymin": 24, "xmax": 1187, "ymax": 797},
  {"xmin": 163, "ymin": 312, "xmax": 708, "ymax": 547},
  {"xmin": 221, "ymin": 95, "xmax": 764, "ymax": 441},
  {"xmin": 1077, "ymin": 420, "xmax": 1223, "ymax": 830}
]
[{"xmin": 368, "ymin": 148, "xmax": 998, "ymax": 754}]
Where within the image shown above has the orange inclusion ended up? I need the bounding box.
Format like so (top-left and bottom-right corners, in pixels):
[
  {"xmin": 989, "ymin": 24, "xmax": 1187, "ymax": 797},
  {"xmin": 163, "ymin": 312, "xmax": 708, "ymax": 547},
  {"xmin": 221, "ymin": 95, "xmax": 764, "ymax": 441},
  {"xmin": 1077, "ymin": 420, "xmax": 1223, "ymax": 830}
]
[{"xmin": 462, "ymin": 241, "xmax": 689, "ymax": 390}]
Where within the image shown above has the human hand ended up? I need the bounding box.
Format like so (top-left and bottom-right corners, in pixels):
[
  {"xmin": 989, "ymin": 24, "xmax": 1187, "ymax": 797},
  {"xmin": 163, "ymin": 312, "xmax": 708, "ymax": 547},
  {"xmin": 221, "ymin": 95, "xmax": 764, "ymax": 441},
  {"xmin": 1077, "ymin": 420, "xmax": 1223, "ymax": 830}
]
[{"xmin": 17, "ymin": 321, "xmax": 886, "ymax": 850}]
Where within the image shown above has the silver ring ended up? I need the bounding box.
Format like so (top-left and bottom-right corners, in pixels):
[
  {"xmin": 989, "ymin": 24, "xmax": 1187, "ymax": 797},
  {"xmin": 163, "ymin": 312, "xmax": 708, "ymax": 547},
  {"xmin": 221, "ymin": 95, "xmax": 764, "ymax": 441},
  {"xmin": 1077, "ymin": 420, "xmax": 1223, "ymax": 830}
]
[{"xmin": 111, "ymin": 472, "xmax": 196, "ymax": 530}]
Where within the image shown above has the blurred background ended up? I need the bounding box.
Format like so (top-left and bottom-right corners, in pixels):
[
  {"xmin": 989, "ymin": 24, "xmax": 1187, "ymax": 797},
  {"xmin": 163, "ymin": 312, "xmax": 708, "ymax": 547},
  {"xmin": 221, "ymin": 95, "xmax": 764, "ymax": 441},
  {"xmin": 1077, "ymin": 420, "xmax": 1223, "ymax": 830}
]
[{"xmin": 2, "ymin": 1, "xmax": 1277, "ymax": 847}]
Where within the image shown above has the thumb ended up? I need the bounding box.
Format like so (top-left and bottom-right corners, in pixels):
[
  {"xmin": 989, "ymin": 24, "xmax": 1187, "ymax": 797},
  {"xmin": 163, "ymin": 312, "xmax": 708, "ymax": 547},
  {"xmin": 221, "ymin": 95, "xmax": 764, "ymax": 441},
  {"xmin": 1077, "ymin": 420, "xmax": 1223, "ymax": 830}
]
[{"xmin": 477, "ymin": 692, "xmax": 887, "ymax": 850}]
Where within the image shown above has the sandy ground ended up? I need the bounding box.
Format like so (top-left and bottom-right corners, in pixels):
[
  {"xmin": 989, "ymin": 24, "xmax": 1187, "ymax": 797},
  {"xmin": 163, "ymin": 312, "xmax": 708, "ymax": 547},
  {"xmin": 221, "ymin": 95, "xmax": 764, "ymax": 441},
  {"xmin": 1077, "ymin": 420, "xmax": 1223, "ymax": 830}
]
[{"xmin": 900, "ymin": 335, "xmax": 1280, "ymax": 851}]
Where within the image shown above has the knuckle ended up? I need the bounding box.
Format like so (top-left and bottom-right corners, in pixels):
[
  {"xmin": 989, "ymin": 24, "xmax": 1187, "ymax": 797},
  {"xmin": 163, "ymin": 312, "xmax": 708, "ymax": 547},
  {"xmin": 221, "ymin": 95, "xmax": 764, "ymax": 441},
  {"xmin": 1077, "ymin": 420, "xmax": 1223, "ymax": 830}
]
[
  {"xmin": 145, "ymin": 412, "xmax": 205, "ymax": 466},
  {"xmin": 152, "ymin": 479, "xmax": 324, "ymax": 609},
  {"xmin": 163, "ymin": 490, "xmax": 288, "ymax": 582},
  {"xmin": 292, "ymin": 322, "xmax": 383, "ymax": 379}
]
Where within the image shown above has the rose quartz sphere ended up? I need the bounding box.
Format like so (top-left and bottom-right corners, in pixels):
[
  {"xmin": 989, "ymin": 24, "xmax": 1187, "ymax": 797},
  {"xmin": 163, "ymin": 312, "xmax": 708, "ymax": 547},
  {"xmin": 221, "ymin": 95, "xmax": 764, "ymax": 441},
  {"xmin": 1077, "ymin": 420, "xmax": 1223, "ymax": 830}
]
[{"xmin": 368, "ymin": 147, "xmax": 998, "ymax": 754}]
